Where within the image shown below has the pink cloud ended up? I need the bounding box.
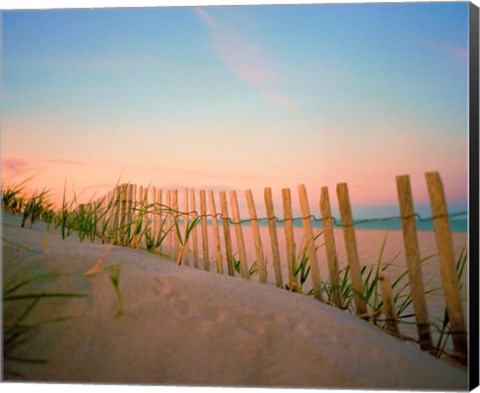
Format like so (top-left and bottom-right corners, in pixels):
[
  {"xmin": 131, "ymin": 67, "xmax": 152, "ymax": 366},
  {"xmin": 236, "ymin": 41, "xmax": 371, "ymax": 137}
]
[
  {"xmin": 420, "ymin": 40, "xmax": 468, "ymax": 61},
  {"xmin": 196, "ymin": 7, "xmax": 295, "ymax": 109},
  {"xmin": 46, "ymin": 158, "xmax": 83, "ymax": 166},
  {"xmin": 1, "ymin": 157, "xmax": 34, "ymax": 176}
]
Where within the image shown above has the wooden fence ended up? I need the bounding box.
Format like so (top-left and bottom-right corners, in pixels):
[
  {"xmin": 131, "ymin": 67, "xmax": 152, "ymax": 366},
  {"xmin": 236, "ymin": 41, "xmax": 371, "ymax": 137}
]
[{"xmin": 80, "ymin": 171, "xmax": 468, "ymax": 363}]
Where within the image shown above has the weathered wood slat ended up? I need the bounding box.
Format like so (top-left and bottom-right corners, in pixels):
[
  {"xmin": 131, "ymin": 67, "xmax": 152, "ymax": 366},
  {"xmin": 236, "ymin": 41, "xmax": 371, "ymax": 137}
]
[
  {"xmin": 297, "ymin": 184, "xmax": 323, "ymax": 301},
  {"xmin": 208, "ymin": 190, "xmax": 224, "ymax": 274},
  {"xmin": 396, "ymin": 175, "xmax": 433, "ymax": 350},
  {"xmin": 172, "ymin": 189, "xmax": 179, "ymax": 261},
  {"xmin": 425, "ymin": 171, "xmax": 467, "ymax": 361},
  {"xmin": 155, "ymin": 188, "xmax": 163, "ymax": 253},
  {"xmin": 190, "ymin": 189, "xmax": 199, "ymax": 268},
  {"xmin": 219, "ymin": 191, "xmax": 235, "ymax": 276},
  {"xmin": 282, "ymin": 188, "xmax": 297, "ymax": 290},
  {"xmin": 166, "ymin": 190, "xmax": 172, "ymax": 259},
  {"xmin": 199, "ymin": 190, "xmax": 210, "ymax": 271},
  {"xmin": 142, "ymin": 187, "xmax": 149, "ymax": 248},
  {"xmin": 264, "ymin": 188, "xmax": 283, "ymax": 288},
  {"xmin": 336, "ymin": 183, "xmax": 367, "ymax": 316},
  {"xmin": 230, "ymin": 191, "xmax": 249, "ymax": 279},
  {"xmin": 245, "ymin": 190, "xmax": 267, "ymax": 283},
  {"xmin": 183, "ymin": 188, "xmax": 190, "ymax": 266},
  {"xmin": 320, "ymin": 186, "xmax": 342, "ymax": 308}
]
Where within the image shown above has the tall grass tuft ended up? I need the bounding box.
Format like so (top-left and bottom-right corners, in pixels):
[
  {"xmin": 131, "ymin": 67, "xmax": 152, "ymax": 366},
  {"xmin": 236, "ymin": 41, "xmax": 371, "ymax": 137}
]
[
  {"xmin": 21, "ymin": 188, "xmax": 53, "ymax": 229},
  {"xmin": 108, "ymin": 264, "xmax": 123, "ymax": 318},
  {"xmin": 3, "ymin": 244, "xmax": 86, "ymax": 377},
  {"xmin": 174, "ymin": 213, "xmax": 201, "ymax": 266}
]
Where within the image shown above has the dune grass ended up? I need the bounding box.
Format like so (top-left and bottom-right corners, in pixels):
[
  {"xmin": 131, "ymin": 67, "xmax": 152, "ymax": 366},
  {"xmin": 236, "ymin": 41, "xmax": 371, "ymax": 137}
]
[
  {"xmin": 3, "ymin": 238, "xmax": 87, "ymax": 378},
  {"xmin": 1, "ymin": 178, "xmax": 468, "ymax": 363}
]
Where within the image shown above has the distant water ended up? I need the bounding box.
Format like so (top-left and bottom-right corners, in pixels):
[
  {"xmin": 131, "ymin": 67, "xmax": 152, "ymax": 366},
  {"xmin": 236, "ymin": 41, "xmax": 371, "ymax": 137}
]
[{"xmin": 206, "ymin": 218, "xmax": 468, "ymax": 233}]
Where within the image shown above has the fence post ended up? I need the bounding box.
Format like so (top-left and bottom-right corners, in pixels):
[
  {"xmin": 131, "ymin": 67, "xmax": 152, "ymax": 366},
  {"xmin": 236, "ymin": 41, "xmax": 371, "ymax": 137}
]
[
  {"xmin": 264, "ymin": 188, "xmax": 283, "ymax": 288},
  {"xmin": 166, "ymin": 190, "xmax": 172, "ymax": 259},
  {"xmin": 396, "ymin": 175, "xmax": 433, "ymax": 350},
  {"xmin": 96, "ymin": 198, "xmax": 103, "ymax": 240},
  {"xmin": 320, "ymin": 186, "xmax": 342, "ymax": 308},
  {"xmin": 183, "ymin": 188, "xmax": 190, "ymax": 266},
  {"xmin": 129, "ymin": 185, "xmax": 137, "ymax": 247},
  {"xmin": 172, "ymin": 189, "xmax": 179, "ymax": 261},
  {"xmin": 124, "ymin": 184, "xmax": 133, "ymax": 246},
  {"xmin": 297, "ymin": 184, "xmax": 323, "ymax": 302},
  {"xmin": 219, "ymin": 191, "xmax": 235, "ymax": 276},
  {"xmin": 282, "ymin": 188, "xmax": 298, "ymax": 290},
  {"xmin": 425, "ymin": 171, "xmax": 467, "ymax": 362},
  {"xmin": 190, "ymin": 189, "xmax": 199, "ymax": 268},
  {"xmin": 336, "ymin": 183, "xmax": 367, "ymax": 316},
  {"xmin": 121, "ymin": 184, "xmax": 129, "ymax": 244},
  {"xmin": 379, "ymin": 272, "xmax": 399, "ymax": 334},
  {"xmin": 230, "ymin": 190, "xmax": 249, "ymax": 279},
  {"xmin": 245, "ymin": 190, "xmax": 267, "ymax": 283},
  {"xmin": 155, "ymin": 188, "xmax": 163, "ymax": 253},
  {"xmin": 199, "ymin": 190, "xmax": 210, "ymax": 271},
  {"xmin": 208, "ymin": 190, "xmax": 224, "ymax": 274},
  {"xmin": 112, "ymin": 186, "xmax": 121, "ymax": 244},
  {"xmin": 142, "ymin": 186, "xmax": 149, "ymax": 248},
  {"xmin": 152, "ymin": 186, "xmax": 158, "ymax": 245},
  {"xmin": 106, "ymin": 191, "xmax": 112, "ymax": 241},
  {"xmin": 134, "ymin": 185, "xmax": 143, "ymax": 248}
]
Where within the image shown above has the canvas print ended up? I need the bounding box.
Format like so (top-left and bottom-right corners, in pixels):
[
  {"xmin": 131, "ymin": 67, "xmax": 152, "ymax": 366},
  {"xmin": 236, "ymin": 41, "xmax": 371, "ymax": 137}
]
[{"xmin": 1, "ymin": 1, "xmax": 477, "ymax": 390}]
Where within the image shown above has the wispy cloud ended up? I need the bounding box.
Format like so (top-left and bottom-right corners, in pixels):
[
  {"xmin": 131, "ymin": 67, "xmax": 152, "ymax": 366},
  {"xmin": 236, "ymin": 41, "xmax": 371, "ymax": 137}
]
[
  {"xmin": 1, "ymin": 157, "xmax": 33, "ymax": 176},
  {"xmin": 196, "ymin": 7, "xmax": 294, "ymax": 109},
  {"xmin": 420, "ymin": 40, "xmax": 468, "ymax": 61}
]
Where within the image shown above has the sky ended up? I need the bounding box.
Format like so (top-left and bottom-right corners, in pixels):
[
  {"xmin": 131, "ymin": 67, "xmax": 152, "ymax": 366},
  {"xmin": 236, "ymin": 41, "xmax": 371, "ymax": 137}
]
[{"xmin": 1, "ymin": 1, "xmax": 471, "ymax": 219}]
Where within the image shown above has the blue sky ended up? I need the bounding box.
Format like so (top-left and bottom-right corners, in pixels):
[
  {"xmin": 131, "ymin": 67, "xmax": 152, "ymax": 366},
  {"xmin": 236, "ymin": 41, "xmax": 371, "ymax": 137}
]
[{"xmin": 1, "ymin": 2, "xmax": 470, "ymax": 217}]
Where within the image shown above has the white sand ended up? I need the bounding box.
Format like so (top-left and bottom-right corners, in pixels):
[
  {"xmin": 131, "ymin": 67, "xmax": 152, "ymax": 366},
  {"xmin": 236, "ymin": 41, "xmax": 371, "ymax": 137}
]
[
  {"xmin": 2, "ymin": 212, "xmax": 468, "ymax": 389},
  {"xmin": 186, "ymin": 221, "xmax": 468, "ymax": 345}
]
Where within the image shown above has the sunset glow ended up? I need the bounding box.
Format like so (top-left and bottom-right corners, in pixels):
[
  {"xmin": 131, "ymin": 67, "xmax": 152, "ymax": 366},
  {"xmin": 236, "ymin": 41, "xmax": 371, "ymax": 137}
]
[{"xmin": 1, "ymin": 2, "xmax": 469, "ymax": 217}]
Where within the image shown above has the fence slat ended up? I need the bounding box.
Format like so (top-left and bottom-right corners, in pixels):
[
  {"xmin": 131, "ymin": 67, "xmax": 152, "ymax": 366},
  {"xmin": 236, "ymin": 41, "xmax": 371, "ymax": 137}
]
[
  {"xmin": 134, "ymin": 185, "xmax": 143, "ymax": 248},
  {"xmin": 379, "ymin": 273, "xmax": 399, "ymax": 334},
  {"xmin": 208, "ymin": 190, "xmax": 224, "ymax": 274},
  {"xmin": 119, "ymin": 184, "xmax": 128, "ymax": 245},
  {"xmin": 142, "ymin": 187, "xmax": 149, "ymax": 248},
  {"xmin": 129, "ymin": 185, "xmax": 137, "ymax": 246},
  {"xmin": 126, "ymin": 184, "xmax": 134, "ymax": 246},
  {"xmin": 219, "ymin": 191, "xmax": 235, "ymax": 276},
  {"xmin": 152, "ymin": 186, "xmax": 158, "ymax": 245},
  {"xmin": 172, "ymin": 189, "xmax": 179, "ymax": 262},
  {"xmin": 297, "ymin": 184, "xmax": 323, "ymax": 301},
  {"xmin": 113, "ymin": 186, "xmax": 121, "ymax": 244},
  {"xmin": 425, "ymin": 171, "xmax": 467, "ymax": 361},
  {"xmin": 320, "ymin": 186, "xmax": 342, "ymax": 308},
  {"xmin": 106, "ymin": 191, "xmax": 113, "ymax": 238},
  {"xmin": 336, "ymin": 183, "xmax": 367, "ymax": 316},
  {"xmin": 183, "ymin": 188, "xmax": 190, "ymax": 266},
  {"xmin": 166, "ymin": 190, "xmax": 172, "ymax": 259},
  {"xmin": 199, "ymin": 190, "xmax": 210, "ymax": 271},
  {"xmin": 264, "ymin": 188, "xmax": 283, "ymax": 288},
  {"xmin": 396, "ymin": 175, "xmax": 433, "ymax": 350},
  {"xmin": 230, "ymin": 191, "xmax": 249, "ymax": 279},
  {"xmin": 245, "ymin": 190, "xmax": 267, "ymax": 283},
  {"xmin": 190, "ymin": 189, "xmax": 199, "ymax": 268},
  {"xmin": 99, "ymin": 194, "xmax": 107, "ymax": 243},
  {"xmin": 282, "ymin": 188, "xmax": 297, "ymax": 290},
  {"xmin": 155, "ymin": 188, "xmax": 163, "ymax": 253}
]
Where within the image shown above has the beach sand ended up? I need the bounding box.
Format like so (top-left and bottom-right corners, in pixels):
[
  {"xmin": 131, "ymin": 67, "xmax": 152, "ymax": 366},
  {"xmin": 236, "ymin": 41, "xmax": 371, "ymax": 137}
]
[{"xmin": 2, "ymin": 211, "xmax": 468, "ymax": 389}]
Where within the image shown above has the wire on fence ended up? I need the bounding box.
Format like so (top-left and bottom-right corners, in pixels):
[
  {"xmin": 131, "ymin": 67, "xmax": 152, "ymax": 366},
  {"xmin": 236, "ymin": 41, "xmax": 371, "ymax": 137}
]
[{"xmin": 127, "ymin": 202, "xmax": 467, "ymax": 229}]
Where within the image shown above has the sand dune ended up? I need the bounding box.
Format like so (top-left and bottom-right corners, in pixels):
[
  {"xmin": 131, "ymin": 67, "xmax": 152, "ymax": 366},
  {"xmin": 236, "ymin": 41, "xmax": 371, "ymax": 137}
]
[{"xmin": 2, "ymin": 212, "xmax": 467, "ymax": 389}]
